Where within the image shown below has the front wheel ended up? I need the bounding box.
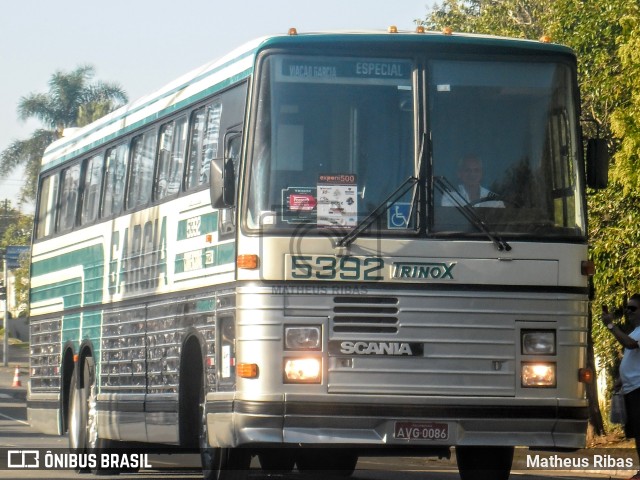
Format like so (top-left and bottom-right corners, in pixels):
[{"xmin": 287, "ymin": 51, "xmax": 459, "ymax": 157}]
[
  {"xmin": 296, "ymin": 448, "xmax": 358, "ymax": 477},
  {"xmin": 456, "ymin": 446, "xmax": 514, "ymax": 480},
  {"xmin": 199, "ymin": 384, "xmax": 250, "ymax": 480}
]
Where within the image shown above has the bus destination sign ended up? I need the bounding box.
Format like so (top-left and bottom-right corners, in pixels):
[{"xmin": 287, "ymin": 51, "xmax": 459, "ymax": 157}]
[{"xmin": 280, "ymin": 57, "xmax": 412, "ymax": 82}]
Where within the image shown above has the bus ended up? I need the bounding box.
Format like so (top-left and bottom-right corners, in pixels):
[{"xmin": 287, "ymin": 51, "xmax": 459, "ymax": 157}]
[{"xmin": 27, "ymin": 28, "xmax": 608, "ymax": 480}]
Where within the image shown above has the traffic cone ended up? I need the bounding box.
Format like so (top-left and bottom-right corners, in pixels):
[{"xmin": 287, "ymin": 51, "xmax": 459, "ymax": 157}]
[{"xmin": 12, "ymin": 367, "xmax": 22, "ymax": 388}]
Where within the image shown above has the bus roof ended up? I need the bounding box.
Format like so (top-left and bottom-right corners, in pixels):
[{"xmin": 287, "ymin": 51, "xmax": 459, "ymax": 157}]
[{"xmin": 41, "ymin": 30, "xmax": 574, "ymax": 173}]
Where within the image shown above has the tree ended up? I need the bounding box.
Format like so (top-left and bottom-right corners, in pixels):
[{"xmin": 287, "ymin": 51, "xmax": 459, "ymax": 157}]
[{"xmin": 0, "ymin": 65, "xmax": 127, "ymax": 202}]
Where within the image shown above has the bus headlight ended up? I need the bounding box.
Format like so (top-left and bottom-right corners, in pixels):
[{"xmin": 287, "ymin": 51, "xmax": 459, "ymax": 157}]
[
  {"xmin": 521, "ymin": 330, "xmax": 556, "ymax": 355},
  {"xmin": 284, "ymin": 358, "xmax": 322, "ymax": 383},
  {"xmin": 285, "ymin": 326, "xmax": 321, "ymax": 350},
  {"xmin": 521, "ymin": 362, "xmax": 556, "ymax": 388}
]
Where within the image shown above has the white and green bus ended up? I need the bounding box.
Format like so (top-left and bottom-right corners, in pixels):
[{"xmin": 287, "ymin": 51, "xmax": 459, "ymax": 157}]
[{"xmin": 28, "ymin": 29, "xmax": 608, "ymax": 480}]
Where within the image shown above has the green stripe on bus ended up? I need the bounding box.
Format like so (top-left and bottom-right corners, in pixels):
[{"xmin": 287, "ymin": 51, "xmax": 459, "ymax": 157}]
[
  {"xmin": 31, "ymin": 244, "xmax": 104, "ymax": 307},
  {"xmin": 176, "ymin": 212, "xmax": 218, "ymax": 241}
]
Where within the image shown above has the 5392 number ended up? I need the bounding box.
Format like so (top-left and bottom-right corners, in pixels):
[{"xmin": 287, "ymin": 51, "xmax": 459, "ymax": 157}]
[{"xmin": 289, "ymin": 255, "xmax": 384, "ymax": 281}]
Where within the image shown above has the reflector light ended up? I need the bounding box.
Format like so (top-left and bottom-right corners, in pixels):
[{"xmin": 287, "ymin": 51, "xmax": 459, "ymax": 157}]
[
  {"xmin": 288, "ymin": 27, "xmax": 298, "ymax": 36},
  {"xmin": 539, "ymin": 35, "xmax": 552, "ymax": 43},
  {"xmin": 581, "ymin": 260, "xmax": 595, "ymax": 276},
  {"xmin": 237, "ymin": 254, "xmax": 259, "ymax": 269},
  {"xmin": 579, "ymin": 368, "xmax": 594, "ymax": 384},
  {"xmin": 442, "ymin": 27, "xmax": 453, "ymax": 35},
  {"xmin": 237, "ymin": 363, "xmax": 258, "ymax": 378},
  {"xmin": 416, "ymin": 26, "xmax": 425, "ymax": 34},
  {"xmin": 388, "ymin": 25, "xmax": 398, "ymax": 33}
]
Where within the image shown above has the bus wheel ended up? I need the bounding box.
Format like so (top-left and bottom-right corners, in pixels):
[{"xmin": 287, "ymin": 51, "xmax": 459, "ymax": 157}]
[
  {"xmin": 69, "ymin": 365, "xmax": 88, "ymax": 460},
  {"xmin": 296, "ymin": 448, "xmax": 358, "ymax": 476},
  {"xmin": 68, "ymin": 358, "xmax": 91, "ymax": 472},
  {"xmin": 455, "ymin": 446, "xmax": 514, "ymax": 480},
  {"xmin": 258, "ymin": 448, "xmax": 295, "ymax": 472},
  {"xmin": 199, "ymin": 397, "xmax": 250, "ymax": 479}
]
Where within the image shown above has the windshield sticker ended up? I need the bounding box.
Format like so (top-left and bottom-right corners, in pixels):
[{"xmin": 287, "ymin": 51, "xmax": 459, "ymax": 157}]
[
  {"xmin": 281, "ymin": 187, "xmax": 317, "ymax": 224},
  {"xmin": 317, "ymin": 174, "xmax": 358, "ymax": 228}
]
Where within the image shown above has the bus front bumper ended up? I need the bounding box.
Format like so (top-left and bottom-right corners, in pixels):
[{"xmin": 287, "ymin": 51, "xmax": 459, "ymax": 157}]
[{"xmin": 205, "ymin": 396, "xmax": 588, "ymax": 450}]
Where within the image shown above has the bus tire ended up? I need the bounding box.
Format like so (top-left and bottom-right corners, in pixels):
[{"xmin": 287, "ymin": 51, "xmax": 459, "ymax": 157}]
[
  {"xmin": 455, "ymin": 446, "xmax": 514, "ymax": 480},
  {"xmin": 296, "ymin": 448, "xmax": 358, "ymax": 476},
  {"xmin": 68, "ymin": 364, "xmax": 90, "ymax": 472},
  {"xmin": 258, "ymin": 448, "xmax": 295, "ymax": 472},
  {"xmin": 199, "ymin": 383, "xmax": 250, "ymax": 480}
]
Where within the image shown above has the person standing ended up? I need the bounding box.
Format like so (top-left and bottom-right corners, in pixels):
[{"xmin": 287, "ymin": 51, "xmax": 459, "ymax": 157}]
[{"xmin": 602, "ymin": 294, "xmax": 640, "ymax": 480}]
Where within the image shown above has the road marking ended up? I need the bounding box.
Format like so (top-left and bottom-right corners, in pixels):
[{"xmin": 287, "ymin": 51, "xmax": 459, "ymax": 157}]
[{"xmin": 0, "ymin": 411, "xmax": 29, "ymax": 425}]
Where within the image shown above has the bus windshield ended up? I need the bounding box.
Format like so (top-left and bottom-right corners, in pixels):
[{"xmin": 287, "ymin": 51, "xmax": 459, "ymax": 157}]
[
  {"xmin": 431, "ymin": 60, "xmax": 585, "ymax": 238},
  {"xmin": 247, "ymin": 54, "xmax": 416, "ymax": 231},
  {"xmin": 246, "ymin": 53, "xmax": 585, "ymax": 239}
]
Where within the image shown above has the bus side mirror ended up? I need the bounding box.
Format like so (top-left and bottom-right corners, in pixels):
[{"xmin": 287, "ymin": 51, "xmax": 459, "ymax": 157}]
[
  {"xmin": 586, "ymin": 138, "xmax": 609, "ymax": 189},
  {"xmin": 210, "ymin": 158, "xmax": 236, "ymax": 208}
]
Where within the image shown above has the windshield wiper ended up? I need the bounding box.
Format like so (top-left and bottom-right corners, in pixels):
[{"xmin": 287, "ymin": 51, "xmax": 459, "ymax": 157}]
[
  {"xmin": 434, "ymin": 176, "xmax": 512, "ymax": 252},
  {"xmin": 336, "ymin": 176, "xmax": 419, "ymax": 248}
]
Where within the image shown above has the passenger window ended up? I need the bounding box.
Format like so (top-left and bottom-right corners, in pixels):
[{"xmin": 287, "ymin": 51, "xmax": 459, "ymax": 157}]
[
  {"xmin": 155, "ymin": 116, "xmax": 187, "ymax": 200},
  {"xmin": 186, "ymin": 102, "xmax": 222, "ymax": 190},
  {"xmin": 128, "ymin": 130, "xmax": 156, "ymax": 209},
  {"xmin": 80, "ymin": 153, "xmax": 104, "ymax": 225},
  {"xmin": 102, "ymin": 143, "xmax": 128, "ymax": 217},
  {"xmin": 57, "ymin": 163, "xmax": 81, "ymax": 232},
  {"xmin": 36, "ymin": 174, "xmax": 60, "ymax": 239}
]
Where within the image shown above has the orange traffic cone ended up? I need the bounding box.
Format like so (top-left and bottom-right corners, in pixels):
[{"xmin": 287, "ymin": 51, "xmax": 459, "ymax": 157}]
[{"xmin": 12, "ymin": 367, "xmax": 22, "ymax": 387}]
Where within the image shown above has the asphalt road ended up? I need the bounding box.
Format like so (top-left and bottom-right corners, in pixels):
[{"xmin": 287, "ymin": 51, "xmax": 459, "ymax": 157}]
[{"xmin": 0, "ymin": 344, "xmax": 636, "ymax": 480}]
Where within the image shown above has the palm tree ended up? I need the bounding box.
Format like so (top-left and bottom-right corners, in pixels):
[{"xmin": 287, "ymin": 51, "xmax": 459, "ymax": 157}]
[{"xmin": 0, "ymin": 65, "xmax": 128, "ymax": 202}]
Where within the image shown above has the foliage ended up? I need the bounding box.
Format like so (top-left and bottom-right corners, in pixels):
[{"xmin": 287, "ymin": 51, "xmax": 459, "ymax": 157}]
[
  {"xmin": 423, "ymin": 0, "xmax": 553, "ymax": 38},
  {"xmin": 609, "ymin": 11, "xmax": 640, "ymax": 192},
  {"xmin": 1, "ymin": 65, "xmax": 127, "ymax": 202}
]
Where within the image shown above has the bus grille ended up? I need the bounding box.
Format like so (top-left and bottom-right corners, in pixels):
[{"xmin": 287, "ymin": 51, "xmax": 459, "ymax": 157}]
[{"xmin": 332, "ymin": 296, "xmax": 399, "ymax": 334}]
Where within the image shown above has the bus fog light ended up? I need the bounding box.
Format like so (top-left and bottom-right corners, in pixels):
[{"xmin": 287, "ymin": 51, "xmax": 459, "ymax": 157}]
[
  {"xmin": 284, "ymin": 358, "xmax": 321, "ymax": 383},
  {"xmin": 285, "ymin": 326, "xmax": 321, "ymax": 350},
  {"xmin": 521, "ymin": 362, "xmax": 556, "ymax": 387},
  {"xmin": 522, "ymin": 330, "xmax": 556, "ymax": 355}
]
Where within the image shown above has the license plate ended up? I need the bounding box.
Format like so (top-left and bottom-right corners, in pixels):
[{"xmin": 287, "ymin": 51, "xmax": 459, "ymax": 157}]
[{"xmin": 394, "ymin": 422, "xmax": 449, "ymax": 441}]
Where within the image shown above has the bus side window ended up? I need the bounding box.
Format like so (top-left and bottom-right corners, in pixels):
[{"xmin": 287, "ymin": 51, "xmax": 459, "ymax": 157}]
[
  {"xmin": 128, "ymin": 130, "xmax": 157, "ymax": 210},
  {"xmin": 36, "ymin": 173, "xmax": 60, "ymax": 239},
  {"xmin": 80, "ymin": 153, "xmax": 104, "ymax": 225},
  {"xmin": 102, "ymin": 143, "xmax": 128, "ymax": 218},
  {"xmin": 186, "ymin": 102, "xmax": 222, "ymax": 190},
  {"xmin": 56, "ymin": 163, "xmax": 81, "ymax": 233},
  {"xmin": 186, "ymin": 107, "xmax": 206, "ymax": 190},
  {"xmin": 155, "ymin": 116, "xmax": 187, "ymax": 200}
]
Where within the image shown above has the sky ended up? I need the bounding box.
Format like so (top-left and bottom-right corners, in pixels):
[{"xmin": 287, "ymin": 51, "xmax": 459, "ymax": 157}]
[{"xmin": 0, "ymin": 0, "xmax": 433, "ymax": 212}]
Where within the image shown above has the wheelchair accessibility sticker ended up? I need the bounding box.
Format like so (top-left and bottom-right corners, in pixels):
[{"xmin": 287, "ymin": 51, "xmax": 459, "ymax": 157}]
[{"xmin": 387, "ymin": 202, "xmax": 411, "ymax": 229}]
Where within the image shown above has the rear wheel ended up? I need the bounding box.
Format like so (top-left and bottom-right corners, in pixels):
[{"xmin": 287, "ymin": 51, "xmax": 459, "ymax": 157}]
[
  {"xmin": 68, "ymin": 358, "xmax": 91, "ymax": 473},
  {"xmin": 68, "ymin": 356, "xmax": 126, "ymax": 475},
  {"xmin": 456, "ymin": 446, "xmax": 514, "ymax": 480}
]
